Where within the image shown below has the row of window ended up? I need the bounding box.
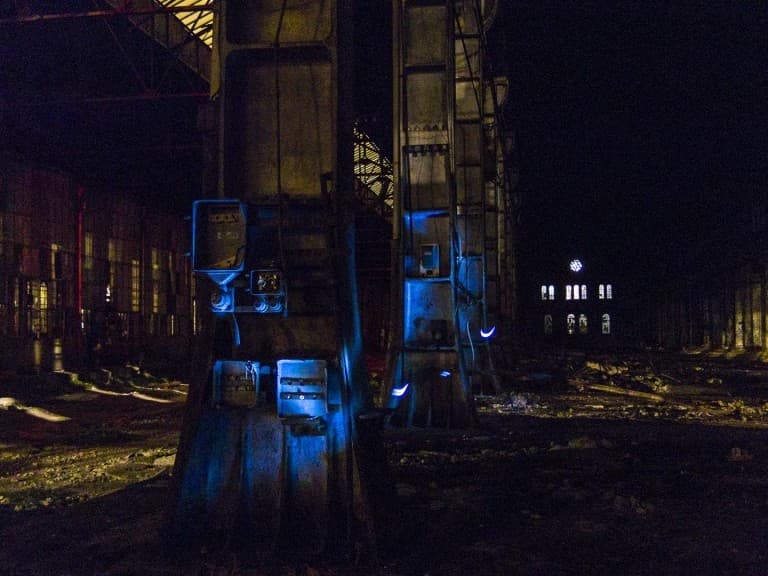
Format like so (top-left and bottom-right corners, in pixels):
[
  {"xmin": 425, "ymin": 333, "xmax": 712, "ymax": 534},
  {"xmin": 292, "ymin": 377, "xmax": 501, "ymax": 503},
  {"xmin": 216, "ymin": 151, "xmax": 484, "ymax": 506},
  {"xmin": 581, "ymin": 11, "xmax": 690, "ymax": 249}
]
[
  {"xmin": 543, "ymin": 313, "xmax": 612, "ymax": 335},
  {"xmin": 0, "ymin": 277, "xmax": 194, "ymax": 339},
  {"xmin": 540, "ymin": 284, "xmax": 613, "ymax": 301}
]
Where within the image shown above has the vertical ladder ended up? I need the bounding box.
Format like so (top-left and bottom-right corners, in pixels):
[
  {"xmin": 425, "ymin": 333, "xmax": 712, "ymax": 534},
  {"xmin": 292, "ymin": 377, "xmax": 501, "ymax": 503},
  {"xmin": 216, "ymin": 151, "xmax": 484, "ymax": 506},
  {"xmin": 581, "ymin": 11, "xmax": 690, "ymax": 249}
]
[{"xmin": 387, "ymin": 0, "xmax": 505, "ymax": 426}]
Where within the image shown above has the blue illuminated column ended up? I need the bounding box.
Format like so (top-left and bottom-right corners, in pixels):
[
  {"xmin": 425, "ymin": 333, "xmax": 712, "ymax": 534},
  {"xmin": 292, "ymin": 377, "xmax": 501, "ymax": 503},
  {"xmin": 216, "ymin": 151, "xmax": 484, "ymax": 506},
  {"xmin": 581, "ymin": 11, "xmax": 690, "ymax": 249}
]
[{"xmin": 386, "ymin": 0, "xmax": 505, "ymax": 427}]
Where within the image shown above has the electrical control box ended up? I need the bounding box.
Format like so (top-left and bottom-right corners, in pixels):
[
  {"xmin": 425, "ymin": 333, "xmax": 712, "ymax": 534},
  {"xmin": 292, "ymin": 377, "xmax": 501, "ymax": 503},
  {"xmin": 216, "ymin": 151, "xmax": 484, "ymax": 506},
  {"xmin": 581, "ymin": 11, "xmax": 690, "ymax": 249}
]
[
  {"xmin": 276, "ymin": 359, "xmax": 328, "ymax": 419},
  {"xmin": 192, "ymin": 200, "xmax": 247, "ymax": 287},
  {"xmin": 212, "ymin": 360, "xmax": 260, "ymax": 408},
  {"xmin": 419, "ymin": 243, "xmax": 440, "ymax": 277},
  {"xmin": 249, "ymin": 268, "xmax": 285, "ymax": 313}
]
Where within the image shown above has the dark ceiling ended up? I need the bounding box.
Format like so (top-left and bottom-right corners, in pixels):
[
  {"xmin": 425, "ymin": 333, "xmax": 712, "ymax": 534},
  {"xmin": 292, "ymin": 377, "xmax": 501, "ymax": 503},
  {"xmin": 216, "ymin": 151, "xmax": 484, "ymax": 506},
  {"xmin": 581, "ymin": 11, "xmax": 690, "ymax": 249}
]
[{"xmin": 0, "ymin": 1, "xmax": 209, "ymax": 211}]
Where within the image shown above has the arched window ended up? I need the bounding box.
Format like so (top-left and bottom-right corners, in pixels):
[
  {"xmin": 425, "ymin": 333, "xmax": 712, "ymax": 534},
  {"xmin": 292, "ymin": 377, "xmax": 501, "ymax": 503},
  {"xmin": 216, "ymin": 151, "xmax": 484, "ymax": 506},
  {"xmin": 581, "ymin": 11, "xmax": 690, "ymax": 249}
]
[
  {"xmin": 567, "ymin": 314, "xmax": 576, "ymax": 335},
  {"xmin": 566, "ymin": 285, "xmax": 572, "ymax": 300},
  {"xmin": 602, "ymin": 313, "xmax": 611, "ymax": 334},
  {"xmin": 544, "ymin": 314, "xmax": 553, "ymax": 335},
  {"xmin": 599, "ymin": 284, "xmax": 605, "ymax": 299},
  {"xmin": 541, "ymin": 285, "xmax": 548, "ymax": 300},
  {"xmin": 579, "ymin": 314, "xmax": 588, "ymax": 335},
  {"xmin": 581, "ymin": 285, "xmax": 587, "ymax": 299},
  {"xmin": 606, "ymin": 284, "xmax": 613, "ymax": 299},
  {"xmin": 573, "ymin": 284, "xmax": 580, "ymax": 300},
  {"xmin": 548, "ymin": 285, "xmax": 555, "ymax": 300}
]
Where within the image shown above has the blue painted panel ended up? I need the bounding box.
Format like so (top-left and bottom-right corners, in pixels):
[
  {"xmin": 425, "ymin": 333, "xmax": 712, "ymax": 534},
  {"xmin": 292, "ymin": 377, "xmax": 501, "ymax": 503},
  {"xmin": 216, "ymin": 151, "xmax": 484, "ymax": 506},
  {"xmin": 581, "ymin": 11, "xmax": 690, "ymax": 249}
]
[{"xmin": 404, "ymin": 281, "xmax": 453, "ymax": 346}]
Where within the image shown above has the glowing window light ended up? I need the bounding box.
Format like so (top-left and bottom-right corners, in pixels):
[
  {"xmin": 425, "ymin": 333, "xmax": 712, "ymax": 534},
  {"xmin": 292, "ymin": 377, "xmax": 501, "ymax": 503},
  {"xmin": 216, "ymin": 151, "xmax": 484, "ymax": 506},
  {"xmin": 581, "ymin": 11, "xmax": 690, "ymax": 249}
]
[
  {"xmin": 548, "ymin": 285, "xmax": 555, "ymax": 300},
  {"xmin": 606, "ymin": 284, "xmax": 613, "ymax": 299},
  {"xmin": 573, "ymin": 284, "xmax": 580, "ymax": 300},
  {"xmin": 40, "ymin": 282, "xmax": 48, "ymax": 334},
  {"xmin": 570, "ymin": 259, "xmax": 583, "ymax": 272},
  {"xmin": 480, "ymin": 326, "xmax": 496, "ymax": 339},
  {"xmin": 566, "ymin": 285, "xmax": 572, "ymax": 300},
  {"xmin": 50, "ymin": 243, "xmax": 60, "ymax": 279},
  {"xmin": 541, "ymin": 285, "xmax": 547, "ymax": 300},
  {"xmin": 581, "ymin": 284, "xmax": 587, "ymax": 300},
  {"xmin": 131, "ymin": 259, "xmax": 141, "ymax": 312},
  {"xmin": 579, "ymin": 314, "xmax": 588, "ymax": 335},
  {"xmin": 440, "ymin": 370, "xmax": 452, "ymax": 378},
  {"xmin": 567, "ymin": 314, "xmax": 576, "ymax": 335},
  {"xmin": 599, "ymin": 284, "xmax": 605, "ymax": 299},
  {"xmin": 84, "ymin": 233, "xmax": 93, "ymax": 271}
]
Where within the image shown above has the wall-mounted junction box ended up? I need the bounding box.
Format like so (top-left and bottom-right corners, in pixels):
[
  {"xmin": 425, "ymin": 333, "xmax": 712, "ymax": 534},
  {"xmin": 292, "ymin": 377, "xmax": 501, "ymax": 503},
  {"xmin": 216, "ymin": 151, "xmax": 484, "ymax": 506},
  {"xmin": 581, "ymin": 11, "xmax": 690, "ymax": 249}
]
[
  {"xmin": 212, "ymin": 360, "xmax": 260, "ymax": 408},
  {"xmin": 192, "ymin": 200, "xmax": 247, "ymax": 287},
  {"xmin": 419, "ymin": 243, "xmax": 440, "ymax": 277},
  {"xmin": 277, "ymin": 359, "xmax": 328, "ymax": 419}
]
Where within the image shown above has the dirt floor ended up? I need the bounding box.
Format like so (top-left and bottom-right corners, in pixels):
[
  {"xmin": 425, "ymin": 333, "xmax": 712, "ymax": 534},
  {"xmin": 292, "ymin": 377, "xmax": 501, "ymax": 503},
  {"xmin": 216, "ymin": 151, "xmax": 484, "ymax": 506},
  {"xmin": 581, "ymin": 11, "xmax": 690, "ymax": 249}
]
[{"xmin": 1, "ymin": 352, "xmax": 768, "ymax": 575}]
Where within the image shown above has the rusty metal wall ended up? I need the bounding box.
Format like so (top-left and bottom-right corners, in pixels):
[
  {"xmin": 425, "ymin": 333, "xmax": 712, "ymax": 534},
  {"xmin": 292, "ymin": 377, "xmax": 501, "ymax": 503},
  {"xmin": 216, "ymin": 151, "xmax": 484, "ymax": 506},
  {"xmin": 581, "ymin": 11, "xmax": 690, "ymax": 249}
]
[{"xmin": 0, "ymin": 161, "xmax": 194, "ymax": 372}]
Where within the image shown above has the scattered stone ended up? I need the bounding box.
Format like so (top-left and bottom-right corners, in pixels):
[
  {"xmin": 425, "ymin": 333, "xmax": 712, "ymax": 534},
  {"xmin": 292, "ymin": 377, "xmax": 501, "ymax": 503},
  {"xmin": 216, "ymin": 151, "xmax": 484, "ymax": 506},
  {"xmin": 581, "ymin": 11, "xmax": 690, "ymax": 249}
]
[
  {"xmin": 727, "ymin": 447, "xmax": 753, "ymax": 462},
  {"xmin": 152, "ymin": 455, "xmax": 176, "ymax": 467},
  {"xmin": 567, "ymin": 436, "xmax": 597, "ymax": 450}
]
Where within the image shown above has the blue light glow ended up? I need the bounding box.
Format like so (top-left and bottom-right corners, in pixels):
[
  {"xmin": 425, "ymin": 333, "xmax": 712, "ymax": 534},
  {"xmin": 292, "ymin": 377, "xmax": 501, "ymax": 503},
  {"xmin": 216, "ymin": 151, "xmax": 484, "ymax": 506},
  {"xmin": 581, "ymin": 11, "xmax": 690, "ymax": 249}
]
[
  {"xmin": 440, "ymin": 370, "xmax": 451, "ymax": 378},
  {"xmin": 391, "ymin": 384, "xmax": 410, "ymax": 397},
  {"xmin": 480, "ymin": 325, "xmax": 496, "ymax": 339},
  {"xmin": 211, "ymin": 288, "xmax": 234, "ymax": 313}
]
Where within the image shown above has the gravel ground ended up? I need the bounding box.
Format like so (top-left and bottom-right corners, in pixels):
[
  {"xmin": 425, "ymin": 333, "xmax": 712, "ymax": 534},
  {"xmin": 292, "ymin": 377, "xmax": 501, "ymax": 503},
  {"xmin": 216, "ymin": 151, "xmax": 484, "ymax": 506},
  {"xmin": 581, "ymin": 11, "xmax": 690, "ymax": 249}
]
[{"xmin": 1, "ymin": 353, "xmax": 768, "ymax": 575}]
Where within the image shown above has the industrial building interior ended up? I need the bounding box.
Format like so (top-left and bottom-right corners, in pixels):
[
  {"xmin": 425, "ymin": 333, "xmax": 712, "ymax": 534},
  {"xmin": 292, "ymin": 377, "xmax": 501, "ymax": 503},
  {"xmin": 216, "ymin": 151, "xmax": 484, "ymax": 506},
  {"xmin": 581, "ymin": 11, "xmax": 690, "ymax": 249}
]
[{"xmin": 1, "ymin": 2, "xmax": 768, "ymax": 575}]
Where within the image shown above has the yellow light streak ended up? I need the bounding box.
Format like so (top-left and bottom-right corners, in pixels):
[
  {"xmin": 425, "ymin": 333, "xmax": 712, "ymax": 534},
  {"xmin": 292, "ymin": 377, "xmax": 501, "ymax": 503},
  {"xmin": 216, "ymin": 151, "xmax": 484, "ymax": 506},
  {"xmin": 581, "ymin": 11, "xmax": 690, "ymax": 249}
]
[{"xmin": 0, "ymin": 397, "xmax": 70, "ymax": 422}]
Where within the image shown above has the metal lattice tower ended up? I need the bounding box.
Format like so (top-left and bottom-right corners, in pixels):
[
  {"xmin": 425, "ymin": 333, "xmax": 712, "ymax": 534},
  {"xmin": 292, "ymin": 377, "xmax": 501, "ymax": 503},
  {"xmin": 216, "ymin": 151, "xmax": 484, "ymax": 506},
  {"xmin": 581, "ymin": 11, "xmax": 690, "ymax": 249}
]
[{"xmin": 386, "ymin": 0, "xmax": 509, "ymax": 427}]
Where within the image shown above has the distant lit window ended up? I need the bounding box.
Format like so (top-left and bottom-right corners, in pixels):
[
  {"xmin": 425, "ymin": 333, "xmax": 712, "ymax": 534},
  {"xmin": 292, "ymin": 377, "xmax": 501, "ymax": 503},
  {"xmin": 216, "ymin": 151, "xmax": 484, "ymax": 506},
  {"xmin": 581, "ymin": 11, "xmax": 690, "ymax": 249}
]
[
  {"xmin": 599, "ymin": 284, "xmax": 605, "ymax": 299},
  {"xmin": 567, "ymin": 313, "xmax": 576, "ymax": 335},
  {"xmin": 606, "ymin": 284, "xmax": 613, "ymax": 299},
  {"xmin": 541, "ymin": 285, "xmax": 547, "ymax": 300},
  {"xmin": 573, "ymin": 284, "xmax": 580, "ymax": 300},
  {"xmin": 108, "ymin": 239, "xmax": 117, "ymax": 291},
  {"xmin": 570, "ymin": 259, "xmax": 583, "ymax": 272},
  {"xmin": 39, "ymin": 282, "xmax": 48, "ymax": 334},
  {"xmin": 131, "ymin": 259, "xmax": 141, "ymax": 313},
  {"xmin": 548, "ymin": 285, "xmax": 555, "ymax": 300},
  {"xmin": 152, "ymin": 249, "xmax": 161, "ymax": 314},
  {"xmin": 544, "ymin": 314, "xmax": 553, "ymax": 334},
  {"xmin": 581, "ymin": 285, "xmax": 587, "ymax": 299},
  {"xmin": 602, "ymin": 313, "xmax": 611, "ymax": 334},
  {"xmin": 50, "ymin": 244, "xmax": 60, "ymax": 279},
  {"xmin": 84, "ymin": 233, "xmax": 93, "ymax": 271},
  {"xmin": 80, "ymin": 308, "xmax": 89, "ymax": 334},
  {"xmin": 579, "ymin": 314, "xmax": 588, "ymax": 335},
  {"xmin": 566, "ymin": 285, "xmax": 572, "ymax": 300}
]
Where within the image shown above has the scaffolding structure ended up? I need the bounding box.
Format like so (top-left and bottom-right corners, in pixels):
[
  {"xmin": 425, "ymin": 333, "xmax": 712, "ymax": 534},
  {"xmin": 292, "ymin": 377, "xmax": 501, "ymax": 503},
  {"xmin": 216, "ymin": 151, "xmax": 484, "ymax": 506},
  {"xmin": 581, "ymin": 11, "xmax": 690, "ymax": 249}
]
[{"xmin": 386, "ymin": 0, "xmax": 511, "ymax": 427}]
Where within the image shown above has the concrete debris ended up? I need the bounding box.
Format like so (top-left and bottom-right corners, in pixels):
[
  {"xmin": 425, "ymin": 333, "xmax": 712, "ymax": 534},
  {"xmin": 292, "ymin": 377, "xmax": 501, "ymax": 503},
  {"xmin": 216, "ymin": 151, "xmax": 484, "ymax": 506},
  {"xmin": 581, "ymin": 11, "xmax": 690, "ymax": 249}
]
[
  {"xmin": 152, "ymin": 455, "xmax": 176, "ymax": 467},
  {"xmin": 727, "ymin": 447, "xmax": 754, "ymax": 462},
  {"xmin": 2, "ymin": 351, "xmax": 768, "ymax": 575},
  {"xmin": 610, "ymin": 494, "xmax": 655, "ymax": 516},
  {"xmin": 0, "ymin": 397, "xmax": 22, "ymax": 410},
  {"xmin": 510, "ymin": 393, "xmax": 534, "ymax": 409}
]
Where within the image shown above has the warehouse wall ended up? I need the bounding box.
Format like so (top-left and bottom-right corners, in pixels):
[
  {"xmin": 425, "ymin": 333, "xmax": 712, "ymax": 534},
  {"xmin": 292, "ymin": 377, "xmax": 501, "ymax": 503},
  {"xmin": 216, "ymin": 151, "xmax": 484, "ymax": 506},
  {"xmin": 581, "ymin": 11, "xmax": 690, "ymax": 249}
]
[{"xmin": 0, "ymin": 161, "xmax": 196, "ymax": 376}]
